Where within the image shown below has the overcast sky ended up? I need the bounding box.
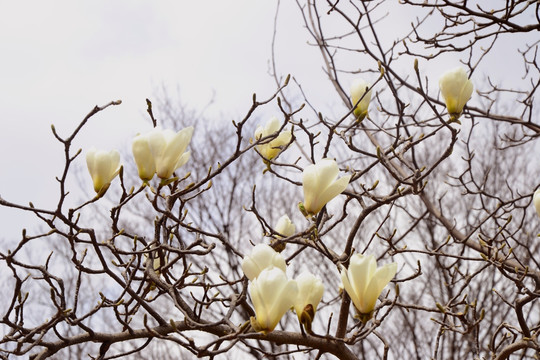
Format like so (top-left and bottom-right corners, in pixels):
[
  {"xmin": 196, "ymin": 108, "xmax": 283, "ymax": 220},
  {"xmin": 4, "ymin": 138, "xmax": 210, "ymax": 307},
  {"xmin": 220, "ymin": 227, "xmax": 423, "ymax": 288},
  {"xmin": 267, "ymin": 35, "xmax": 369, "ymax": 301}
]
[
  {"xmin": 0, "ymin": 1, "xmax": 533, "ymax": 239},
  {"xmin": 0, "ymin": 1, "xmax": 315, "ymax": 238}
]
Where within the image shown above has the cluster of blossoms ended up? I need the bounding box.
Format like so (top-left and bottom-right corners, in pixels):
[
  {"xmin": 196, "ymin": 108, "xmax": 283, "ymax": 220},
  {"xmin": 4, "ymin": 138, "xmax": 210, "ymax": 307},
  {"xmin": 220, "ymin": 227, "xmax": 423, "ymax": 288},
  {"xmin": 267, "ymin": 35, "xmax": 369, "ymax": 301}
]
[
  {"xmin": 84, "ymin": 66, "xmax": 476, "ymax": 334},
  {"xmin": 241, "ymin": 244, "xmax": 324, "ymax": 334},
  {"xmin": 241, "ymin": 244, "xmax": 397, "ymax": 333},
  {"xmin": 85, "ymin": 127, "xmax": 194, "ymax": 196},
  {"xmin": 244, "ymin": 137, "xmax": 397, "ymax": 332},
  {"xmin": 86, "ymin": 66, "xmax": 475, "ymax": 197}
]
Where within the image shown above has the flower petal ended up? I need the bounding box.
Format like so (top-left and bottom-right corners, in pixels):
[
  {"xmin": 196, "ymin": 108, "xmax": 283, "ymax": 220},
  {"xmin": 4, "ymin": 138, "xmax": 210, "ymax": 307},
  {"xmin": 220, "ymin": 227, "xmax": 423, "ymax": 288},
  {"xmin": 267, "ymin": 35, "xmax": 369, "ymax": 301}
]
[
  {"xmin": 340, "ymin": 265, "xmax": 361, "ymax": 311},
  {"xmin": 265, "ymin": 117, "xmax": 281, "ymax": 135},
  {"xmin": 132, "ymin": 135, "xmax": 156, "ymax": 181},
  {"xmin": 363, "ymin": 262, "xmax": 397, "ymax": 313},
  {"xmin": 157, "ymin": 126, "xmax": 193, "ymax": 178},
  {"xmin": 241, "ymin": 244, "xmax": 286, "ymax": 281},
  {"xmin": 314, "ymin": 174, "xmax": 351, "ymax": 213},
  {"xmin": 347, "ymin": 254, "xmax": 376, "ymax": 313}
]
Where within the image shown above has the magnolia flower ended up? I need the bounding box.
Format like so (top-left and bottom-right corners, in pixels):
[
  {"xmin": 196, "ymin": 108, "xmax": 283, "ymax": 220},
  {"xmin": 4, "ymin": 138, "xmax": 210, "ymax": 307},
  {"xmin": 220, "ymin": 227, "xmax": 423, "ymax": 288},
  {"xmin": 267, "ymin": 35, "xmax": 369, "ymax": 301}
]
[
  {"xmin": 241, "ymin": 244, "xmax": 287, "ymax": 281},
  {"xmin": 350, "ymin": 79, "xmax": 372, "ymax": 120},
  {"xmin": 249, "ymin": 267, "xmax": 298, "ymax": 333},
  {"xmin": 439, "ymin": 67, "xmax": 474, "ymax": 119},
  {"xmin": 293, "ymin": 272, "xmax": 324, "ymax": 332},
  {"xmin": 534, "ymin": 189, "xmax": 540, "ymax": 217},
  {"xmin": 86, "ymin": 148, "xmax": 121, "ymax": 195},
  {"xmin": 275, "ymin": 215, "xmax": 295, "ymax": 237},
  {"xmin": 340, "ymin": 254, "xmax": 397, "ymax": 320},
  {"xmin": 302, "ymin": 159, "xmax": 351, "ymax": 215},
  {"xmin": 254, "ymin": 117, "xmax": 292, "ymax": 161},
  {"xmin": 132, "ymin": 126, "xmax": 193, "ymax": 181}
]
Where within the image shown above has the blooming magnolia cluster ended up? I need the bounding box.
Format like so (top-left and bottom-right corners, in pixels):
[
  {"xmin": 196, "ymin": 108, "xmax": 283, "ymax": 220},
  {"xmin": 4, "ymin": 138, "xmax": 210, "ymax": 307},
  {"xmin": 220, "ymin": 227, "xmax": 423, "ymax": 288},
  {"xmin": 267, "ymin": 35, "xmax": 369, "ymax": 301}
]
[
  {"xmin": 241, "ymin": 244, "xmax": 324, "ymax": 334},
  {"xmin": 84, "ymin": 102, "xmax": 399, "ymax": 335},
  {"xmin": 85, "ymin": 126, "xmax": 194, "ymax": 195}
]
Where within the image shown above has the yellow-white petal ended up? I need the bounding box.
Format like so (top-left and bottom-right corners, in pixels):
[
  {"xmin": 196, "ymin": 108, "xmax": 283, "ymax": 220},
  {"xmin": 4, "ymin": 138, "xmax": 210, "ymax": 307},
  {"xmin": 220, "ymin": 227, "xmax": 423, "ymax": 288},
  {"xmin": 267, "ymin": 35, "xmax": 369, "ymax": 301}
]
[
  {"xmin": 86, "ymin": 148, "xmax": 121, "ymax": 193},
  {"xmin": 132, "ymin": 135, "xmax": 156, "ymax": 181},
  {"xmin": 156, "ymin": 126, "xmax": 194, "ymax": 179},
  {"xmin": 314, "ymin": 175, "xmax": 351, "ymax": 214},
  {"xmin": 241, "ymin": 244, "xmax": 287, "ymax": 281},
  {"xmin": 439, "ymin": 67, "xmax": 473, "ymax": 115},
  {"xmin": 249, "ymin": 267, "xmax": 298, "ymax": 332},
  {"xmin": 533, "ymin": 189, "xmax": 540, "ymax": 217},
  {"xmin": 275, "ymin": 215, "xmax": 295, "ymax": 237},
  {"xmin": 363, "ymin": 262, "xmax": 398, "ymax": 313},
  {"xmin": 293, "ymin": 272, "xmax": 324, "ymax": 316},
  {"xmin": 264, "ymin": 117, "xmax": 281, "ymax": 134},
  {"xmin": 350, "ymin": 79, "xmax": 372, "ymax": 118}
]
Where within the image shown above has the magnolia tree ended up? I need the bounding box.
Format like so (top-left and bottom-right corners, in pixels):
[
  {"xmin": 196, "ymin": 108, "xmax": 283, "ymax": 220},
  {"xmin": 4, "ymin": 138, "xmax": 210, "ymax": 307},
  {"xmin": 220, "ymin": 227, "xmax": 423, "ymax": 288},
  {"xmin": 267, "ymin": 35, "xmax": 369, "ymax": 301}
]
[{"xmin": 1, "ymin": 1, "xmax": 540, "ymax": 359}]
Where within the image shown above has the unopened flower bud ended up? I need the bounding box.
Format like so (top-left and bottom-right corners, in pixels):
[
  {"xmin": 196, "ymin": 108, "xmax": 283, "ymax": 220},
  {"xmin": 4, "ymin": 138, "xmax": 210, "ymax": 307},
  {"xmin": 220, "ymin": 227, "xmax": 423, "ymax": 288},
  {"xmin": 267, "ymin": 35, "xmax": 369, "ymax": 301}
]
[
  {"xmin": 439, "ymin": 67, "xmax": 473, "ymax": 120},
  {"xmin": 86, "ymin": 148, "xmax": 121, "ymax": 195}
]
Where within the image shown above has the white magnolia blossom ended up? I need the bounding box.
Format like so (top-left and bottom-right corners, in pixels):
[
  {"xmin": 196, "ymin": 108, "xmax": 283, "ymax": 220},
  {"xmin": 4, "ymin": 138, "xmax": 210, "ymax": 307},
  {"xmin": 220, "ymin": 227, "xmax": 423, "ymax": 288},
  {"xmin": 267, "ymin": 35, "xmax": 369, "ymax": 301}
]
[
  {"xmin": 86, "ymin": 148, "xmax": 121, "ymax": 194},
  {"xmin": 534, "ymin": 189, "xmax": 540, "ymax": 218},
  {"xmin": 241, "ymin": 244, "xmax": 287, "ymax": 281},
  {"xmin": 439, "ymin": 67, "xmax": 474, "ymax": 117},
  {"xmin": 340, "ymin": 253, "xmax": 397, "ymax": 316},
  {"xmin": 249, "ymin": 267, "xmax": 298, "ymax": 333},
  {"xmin": 302, "ymin": 159, "xmax": 351, "ymax": 215},
  {"xmin": 254, "ymin": 117, "xmax": 292, "ymax": 161},
  {"xmin": 132, "ymin": 126, "xmax": 193, "ymax": 181},
  {"xmin": 293, "ymin": 272, "xmax": 324, "ymax": 328},
  {"xmin": 350, "ymin": 79, "xmax": 372, "ymax": 120},
  {"xmin": 274, "ymin": 215, "xmax": 295, "ymax": 237}
]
